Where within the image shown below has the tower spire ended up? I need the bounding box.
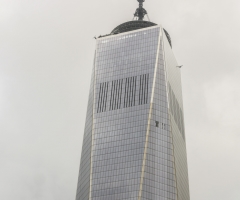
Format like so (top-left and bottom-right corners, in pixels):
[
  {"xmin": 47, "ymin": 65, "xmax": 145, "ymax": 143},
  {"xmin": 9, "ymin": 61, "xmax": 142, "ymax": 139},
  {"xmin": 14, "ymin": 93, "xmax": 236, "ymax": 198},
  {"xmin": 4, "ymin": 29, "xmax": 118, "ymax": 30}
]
[{"xmin": 134, "ymin": 0, "xmax": 147, "ymax": 21}]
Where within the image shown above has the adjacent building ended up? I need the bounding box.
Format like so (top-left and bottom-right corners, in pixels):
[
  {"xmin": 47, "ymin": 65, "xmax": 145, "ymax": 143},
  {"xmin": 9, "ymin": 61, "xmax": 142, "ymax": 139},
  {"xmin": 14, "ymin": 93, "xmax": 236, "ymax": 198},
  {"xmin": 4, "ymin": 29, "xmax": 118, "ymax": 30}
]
[{"xmin": 76, "ymin": 1, "xmax": 190, "ymax": 200}]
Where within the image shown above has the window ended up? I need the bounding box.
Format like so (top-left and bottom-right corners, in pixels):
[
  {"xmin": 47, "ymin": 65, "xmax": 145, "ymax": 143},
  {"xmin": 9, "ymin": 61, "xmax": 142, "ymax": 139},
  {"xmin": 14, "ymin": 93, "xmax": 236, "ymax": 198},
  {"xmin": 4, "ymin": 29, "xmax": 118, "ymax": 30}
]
[{"xmin": 162, "ymin": 123, "xmax": 167, "ymax": 130}]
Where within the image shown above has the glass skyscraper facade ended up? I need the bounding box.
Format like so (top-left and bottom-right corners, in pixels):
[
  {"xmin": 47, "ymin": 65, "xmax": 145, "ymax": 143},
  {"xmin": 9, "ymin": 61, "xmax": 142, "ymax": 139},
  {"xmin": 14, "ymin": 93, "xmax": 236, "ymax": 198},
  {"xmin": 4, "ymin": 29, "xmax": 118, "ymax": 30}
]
[{"xmin": 76, "ymin": 14, "xmax": 190, "ymax": 200}]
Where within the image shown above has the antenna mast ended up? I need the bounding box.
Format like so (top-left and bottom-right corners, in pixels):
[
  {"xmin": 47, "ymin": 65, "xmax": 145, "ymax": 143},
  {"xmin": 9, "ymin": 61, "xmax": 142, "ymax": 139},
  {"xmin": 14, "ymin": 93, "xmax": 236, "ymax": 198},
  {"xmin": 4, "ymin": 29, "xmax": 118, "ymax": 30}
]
[{"xmin": 134, "ymin": 0, "xmax": 147, "ymax": 21}]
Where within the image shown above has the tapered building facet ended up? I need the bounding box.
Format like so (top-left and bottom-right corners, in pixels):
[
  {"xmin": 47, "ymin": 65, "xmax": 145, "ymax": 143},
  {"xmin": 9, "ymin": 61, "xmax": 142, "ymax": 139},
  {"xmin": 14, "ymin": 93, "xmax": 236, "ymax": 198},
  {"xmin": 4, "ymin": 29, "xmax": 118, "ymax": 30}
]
[{"xmin": 76, "ymin": 1, "xmax": 190, "ymax": 200}]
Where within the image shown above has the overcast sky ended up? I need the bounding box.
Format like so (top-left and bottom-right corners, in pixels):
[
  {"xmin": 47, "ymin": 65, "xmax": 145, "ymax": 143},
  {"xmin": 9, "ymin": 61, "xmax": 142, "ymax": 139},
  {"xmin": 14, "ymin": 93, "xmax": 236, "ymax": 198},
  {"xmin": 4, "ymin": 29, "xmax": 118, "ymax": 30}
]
[{"xmin": 1, "ymin": 0, "xmax": 240, "ymax": 200}]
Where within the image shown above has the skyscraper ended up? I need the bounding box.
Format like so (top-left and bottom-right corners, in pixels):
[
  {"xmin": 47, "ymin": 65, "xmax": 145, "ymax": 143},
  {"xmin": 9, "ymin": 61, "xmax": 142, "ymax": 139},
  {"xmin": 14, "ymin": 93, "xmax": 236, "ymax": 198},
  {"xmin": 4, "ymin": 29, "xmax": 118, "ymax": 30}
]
[{"xmin": 76, "ymin": 1, "xmax": 190, "ymax": 200}]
